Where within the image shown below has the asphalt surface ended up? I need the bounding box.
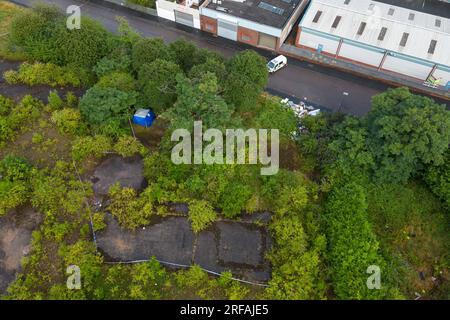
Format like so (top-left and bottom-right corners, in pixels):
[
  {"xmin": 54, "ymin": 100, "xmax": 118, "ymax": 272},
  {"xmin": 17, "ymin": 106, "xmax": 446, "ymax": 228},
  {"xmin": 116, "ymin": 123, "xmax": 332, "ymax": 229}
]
[{"xmin": 9, "ymin": 0, "xmax": 432, "ymax": 115}]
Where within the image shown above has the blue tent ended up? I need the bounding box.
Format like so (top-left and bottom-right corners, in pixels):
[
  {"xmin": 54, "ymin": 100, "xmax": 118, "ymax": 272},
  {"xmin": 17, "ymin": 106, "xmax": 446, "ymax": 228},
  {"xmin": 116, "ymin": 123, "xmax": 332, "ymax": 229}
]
[{"xmin": 132, "ymin": 109, "xmax": 156, "ymax": 127}]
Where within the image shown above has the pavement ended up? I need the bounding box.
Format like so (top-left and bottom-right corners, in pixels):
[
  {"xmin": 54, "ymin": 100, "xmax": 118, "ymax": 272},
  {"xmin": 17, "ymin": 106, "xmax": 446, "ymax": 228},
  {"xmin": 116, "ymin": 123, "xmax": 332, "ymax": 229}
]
[{"xmin": 9, "ymin": 0, "xmax": 448, "ymax": 115}]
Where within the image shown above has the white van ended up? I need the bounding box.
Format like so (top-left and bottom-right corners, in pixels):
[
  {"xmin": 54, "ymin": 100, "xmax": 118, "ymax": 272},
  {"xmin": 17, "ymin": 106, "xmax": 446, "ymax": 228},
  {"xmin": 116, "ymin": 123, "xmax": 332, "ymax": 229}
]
[{"xmin": 267, "ymin": 55, "xmax": 287, "ymax": 73}]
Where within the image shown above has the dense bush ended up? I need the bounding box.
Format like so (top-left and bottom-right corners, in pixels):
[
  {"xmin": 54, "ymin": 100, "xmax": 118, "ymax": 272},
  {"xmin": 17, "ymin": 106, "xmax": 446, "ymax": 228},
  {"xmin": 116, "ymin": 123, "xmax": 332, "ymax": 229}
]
[
  {"xmin": 113, "ymin": 135, "xmax": 146, "ymax": 157},
  {"xmin": 71, "ymin": 135, "xmax": 112, "ymax": 162},
  {"xmin": 47, "ymin": 90, "xmax": 64, "ymax": 111},
  {"xmin": 10, "ymin": 4, "xmax": 112, "ymax": 69},
  {"xmin": 0, "ymin": 95, "xmax": 15, "ymax": 115},
  {"xmin": 79, "ymin": 86, "xmax": 138, "ymax": 126},
  {"xmin": 0, "ymin": 95, "xmax": 43, "ymax": 146},
  {"xmin": 96, "ymin": 72, "xmax": 136, "ymax": 92},
  {"xmin": 325, "ymin": 182, "xmax": 400, "ymax": 299},
  {"xmin": 188, "ymin": 200, "xmax": 217, "ymax": 233},
  {"xmin": 108, "ymin": 183, "xmax": 153, "ymax": 229},
  {"xmin": 51, "ymin": 108, "xmax": 82, "ymax": 135},
  {"xmin": 3, "ymin": 62, "xmax": 90, "ymax": 87},
  {"xmin": 0, "ymin": 155, "xmax": 33, "ymax": 215}
]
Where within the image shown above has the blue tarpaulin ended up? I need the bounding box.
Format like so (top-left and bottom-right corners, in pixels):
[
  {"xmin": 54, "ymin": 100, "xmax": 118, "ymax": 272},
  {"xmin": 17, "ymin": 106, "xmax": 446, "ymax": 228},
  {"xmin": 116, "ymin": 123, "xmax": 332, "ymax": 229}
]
[{"xmin": 132, "ymin": 109, "xmax": 156, "ymax": 127}]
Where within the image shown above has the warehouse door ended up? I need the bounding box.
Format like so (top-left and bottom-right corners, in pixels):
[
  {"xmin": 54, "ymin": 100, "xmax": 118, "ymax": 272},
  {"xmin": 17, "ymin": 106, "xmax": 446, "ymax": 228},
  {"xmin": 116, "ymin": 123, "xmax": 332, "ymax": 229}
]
[
  {"xmin": 258, "ymin": 33, "xmax": 277, "ymax": 50},
  {"xmin": 218, "ymin": 19, "xmax": 237, "ymax": 41},
  {"xmin": 174, "ymin": 10, "xmax": 194, "ymax": 28}
]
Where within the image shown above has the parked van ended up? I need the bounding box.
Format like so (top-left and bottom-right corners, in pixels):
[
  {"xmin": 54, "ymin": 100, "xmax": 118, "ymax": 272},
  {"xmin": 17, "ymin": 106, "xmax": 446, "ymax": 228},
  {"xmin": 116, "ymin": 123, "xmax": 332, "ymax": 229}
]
[{"xmin": 267, "ymin": 55, "xmax": 287, "ymax": 73}]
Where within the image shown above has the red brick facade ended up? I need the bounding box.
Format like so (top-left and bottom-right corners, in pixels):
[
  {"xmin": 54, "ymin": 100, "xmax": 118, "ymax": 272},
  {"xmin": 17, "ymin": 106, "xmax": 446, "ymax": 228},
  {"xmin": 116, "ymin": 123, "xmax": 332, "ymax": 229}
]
[
  {"xmin": 237, "ymin": 26, "xmax": 259, "ymax": 47},
  {"xmin": 200, "ymin": 15, "xmax": 217, "ymax": 35}
]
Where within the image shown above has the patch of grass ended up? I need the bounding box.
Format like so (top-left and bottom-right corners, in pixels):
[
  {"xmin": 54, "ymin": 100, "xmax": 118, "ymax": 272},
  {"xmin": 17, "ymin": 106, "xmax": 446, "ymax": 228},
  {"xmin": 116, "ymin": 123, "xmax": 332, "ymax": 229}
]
[
  {"xmin": 0, "ymin": 1, "xmax": 27, "ymax": 60},
  {"xmin": 367, "ymin": 182, "xmax": 450, "ymax": 299}
]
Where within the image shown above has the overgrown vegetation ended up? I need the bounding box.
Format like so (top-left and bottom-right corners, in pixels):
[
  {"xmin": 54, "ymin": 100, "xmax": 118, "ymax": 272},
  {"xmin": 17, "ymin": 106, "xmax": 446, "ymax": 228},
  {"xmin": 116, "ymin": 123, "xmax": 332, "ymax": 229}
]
[{"xmin": 0, "ymin": 3, "xmax": 448, "ymax": 301}]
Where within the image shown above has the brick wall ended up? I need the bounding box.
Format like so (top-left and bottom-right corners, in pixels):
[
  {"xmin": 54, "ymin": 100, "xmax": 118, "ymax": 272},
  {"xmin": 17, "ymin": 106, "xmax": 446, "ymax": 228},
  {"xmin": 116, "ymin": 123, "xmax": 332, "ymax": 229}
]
[
  {"xmin": 200, "ymin": 15, "xmax": 217, "ymax": 34},
  {"xmin": 237, "ymin": 26, "xmax": 259, "ymax": 47}
]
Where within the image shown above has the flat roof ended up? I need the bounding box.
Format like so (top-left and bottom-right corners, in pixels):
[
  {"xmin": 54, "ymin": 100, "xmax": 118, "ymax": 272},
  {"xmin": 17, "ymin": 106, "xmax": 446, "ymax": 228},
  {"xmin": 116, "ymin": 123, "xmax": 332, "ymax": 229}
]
[
  {"xmin": 206, "ymin": 0, "xmax": 303, "ymax": 29},
  {"xmin": 375, "ymin": 0, "xmax": 450, "ymax": 19},
  {"xmin": 299, "ymin": 0, "xmax": 450, "ymax": 67}
]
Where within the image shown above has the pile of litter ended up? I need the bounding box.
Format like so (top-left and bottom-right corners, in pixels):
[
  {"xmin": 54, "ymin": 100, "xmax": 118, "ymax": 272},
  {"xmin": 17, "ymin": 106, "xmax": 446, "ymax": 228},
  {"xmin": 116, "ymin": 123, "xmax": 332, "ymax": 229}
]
[{"xmin": 281, "ymin": 98, "xmax": 321, "ymax": 119}]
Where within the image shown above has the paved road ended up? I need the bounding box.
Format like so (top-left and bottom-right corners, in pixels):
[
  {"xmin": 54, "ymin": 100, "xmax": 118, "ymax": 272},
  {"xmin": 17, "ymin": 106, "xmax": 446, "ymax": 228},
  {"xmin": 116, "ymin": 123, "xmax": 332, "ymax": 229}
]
[{"xmin": 11, "ymin": 0, "xmax": 395, "ymax": 115}]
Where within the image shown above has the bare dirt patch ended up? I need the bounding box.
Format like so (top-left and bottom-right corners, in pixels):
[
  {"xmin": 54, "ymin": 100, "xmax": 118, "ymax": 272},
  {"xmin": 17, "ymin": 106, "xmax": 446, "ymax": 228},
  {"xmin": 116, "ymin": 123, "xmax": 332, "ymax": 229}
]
[
  {"xmin": 90, "ymin": 155, "xmax": 146, "ymax": 196},
  {"xmin": 0, "ymin": 207, "xmax": 42, "ymax": 293}
]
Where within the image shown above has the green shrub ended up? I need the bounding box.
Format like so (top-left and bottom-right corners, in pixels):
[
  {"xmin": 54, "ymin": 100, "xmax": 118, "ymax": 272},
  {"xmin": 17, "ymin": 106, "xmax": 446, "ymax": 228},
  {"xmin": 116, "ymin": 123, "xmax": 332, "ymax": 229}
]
[
  {"xmin": 71, "ymin": 135, "xmax": 112, "ymax": 162},
  {"xmin": 188, "ymin": 200, "xmax": 217, "ymax": 233},
  {"xmin": 108, "ymin": 183, "xmax": 153, "ymax": 229},
  {"xmin": 10, "ymin": 5, "xmax": 112, "ymax": 69},
  {"xmin": 0, "ymin": 154, "xmax": 32, "ymax": 182},
  {"xmin": 47, "ymin": 90, "xmax": 64, "ymax": 111},
  {"xmin": 325, "ymin": 182, "xmax": 400, "ymax": 299},
  {"xmin": 0, "ymin": 95, "xmax": 15, "ymax": 116},
  {"xmin": 65, "ymin": 92, "xmax": 78, "ymax": 108},
  {"xmin": 51, "ymin": 108, "xmax": 81, "ymax": 135},
  {"xmin": 0, "ymin": 181, "xmax": 28, "ymax": 215},
  {"xmin": 113, "ymin": 135, "xmax": 146, "ymax": 157},
  {"xmin": 3, "ymin": 62, "xmax": 89, "ymax": 87},
  {"xmin": 93, "ymin": 48, "xmax": 132, "ymax": 77},
  {"xmin": 96, "ymin": 72, "xmax": 136, "ymax": 92}
]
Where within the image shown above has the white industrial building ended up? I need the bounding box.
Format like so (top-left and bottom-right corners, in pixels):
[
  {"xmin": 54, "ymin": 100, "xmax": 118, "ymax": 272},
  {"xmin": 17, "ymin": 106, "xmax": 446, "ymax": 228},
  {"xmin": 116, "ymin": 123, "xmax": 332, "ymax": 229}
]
[
  {"xmin": 156, "ymin": 0, "xmax": 202, "ymax": 29},
  {"xmin": 296, "ymin": 0, "xmax": 450, "ymax": 88}
]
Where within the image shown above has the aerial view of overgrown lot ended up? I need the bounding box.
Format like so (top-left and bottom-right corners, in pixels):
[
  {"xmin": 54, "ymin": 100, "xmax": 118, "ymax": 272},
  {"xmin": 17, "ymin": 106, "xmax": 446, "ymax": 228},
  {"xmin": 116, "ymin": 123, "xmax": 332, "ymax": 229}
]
[{"xmin": 0, "ymin": 1, "xmax": 449, "ymax": 300}]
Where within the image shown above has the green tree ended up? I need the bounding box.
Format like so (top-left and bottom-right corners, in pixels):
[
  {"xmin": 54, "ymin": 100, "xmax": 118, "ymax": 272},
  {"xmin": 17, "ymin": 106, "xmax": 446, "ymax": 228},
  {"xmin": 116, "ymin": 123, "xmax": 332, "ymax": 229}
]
[
  {"xmin": 164, "ymin": 73, "xmax": 237, "ymax": 131},
  {"xmin": 224, "ymin": 50, "xmax": 268, "ymax": 111},
  {"xmin": 137, "ymin": 59, "xmax": 182, "ymax": 112},
  {"xmin": 367, "ymin": 87, "xmax": 450, "ymax": 184},
  {"xmin": 168, "ymin": 39, "xmax": 198, "ymax": 73},
  {"xmin": 131, "ymin": 38, "xmax": 170, "ymax": 72}
]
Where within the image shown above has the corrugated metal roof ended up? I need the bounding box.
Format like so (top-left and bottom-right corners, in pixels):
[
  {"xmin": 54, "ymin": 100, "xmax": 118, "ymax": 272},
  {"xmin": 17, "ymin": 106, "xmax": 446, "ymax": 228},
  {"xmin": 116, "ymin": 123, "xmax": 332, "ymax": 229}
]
[{"xmin": 299, "ymin": 0, "xmax": 450, "ymax": 67}]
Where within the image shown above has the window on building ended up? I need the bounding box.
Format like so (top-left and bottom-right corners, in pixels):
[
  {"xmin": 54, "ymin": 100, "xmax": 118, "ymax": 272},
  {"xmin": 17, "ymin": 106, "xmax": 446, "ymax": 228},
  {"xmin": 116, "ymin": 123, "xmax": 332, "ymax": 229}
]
[
  {"xmin": 428, "ymin": 40, "xmax": 437, "ymax": 54},
  {"xmin": 435, "ymin": 19, "xmax": 441, "ymax": 27},
  {"xmin": 378, "ymin": 27, "xmax": 387, "ymax": 41},
  {"xmin": 332, "ymin": 16, "xmax": 342, "ymax": 28},
  {"xmin": 388, "ymin": 8, "xmax": 395, "ymax": 15},
  {"xmin": 357, "ymin": 22, "xmax": 367, "ymax": 35},
  {"xmin": 241, "ymin": 34, "xmax": 252, "ymax": 42},
  {"xmin": 313, "ymin": 10, "xmax": 322, "ymax": 23},
  {"xmin": 399, "ymin": 33, "xmax": 409, "ymax": 47},
  {"xmin": 408, "ymin": 13, "xmax": 415, "ymax": 21},
  {"xmin": 205, "ymin": 23, "xmax": 214, "ymax": 31}
]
